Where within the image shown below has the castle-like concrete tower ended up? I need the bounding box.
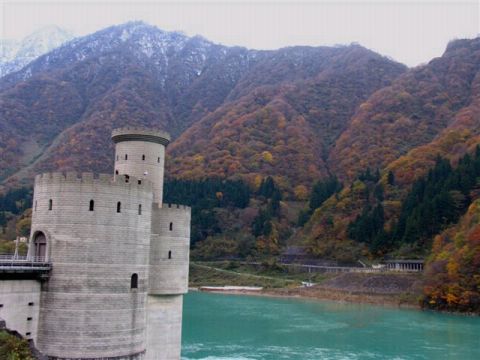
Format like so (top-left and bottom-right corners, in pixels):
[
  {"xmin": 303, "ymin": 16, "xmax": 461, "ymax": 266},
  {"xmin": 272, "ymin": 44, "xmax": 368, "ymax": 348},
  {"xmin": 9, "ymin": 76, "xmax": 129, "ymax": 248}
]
[{"xmin": 23, "ymin": 128, "xmax": 190, "ymax": 359}]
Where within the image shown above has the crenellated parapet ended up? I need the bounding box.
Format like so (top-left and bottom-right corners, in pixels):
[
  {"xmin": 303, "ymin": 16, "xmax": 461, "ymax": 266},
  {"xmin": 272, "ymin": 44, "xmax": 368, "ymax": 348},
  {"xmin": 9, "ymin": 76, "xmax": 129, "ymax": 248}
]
[
  {"xmin": 34, "ymin": 172, "xmax": 153, "ymax": 192},
  {"xmin": 162, "ymin": 203, "xmax": 191, "ymax": 211}
]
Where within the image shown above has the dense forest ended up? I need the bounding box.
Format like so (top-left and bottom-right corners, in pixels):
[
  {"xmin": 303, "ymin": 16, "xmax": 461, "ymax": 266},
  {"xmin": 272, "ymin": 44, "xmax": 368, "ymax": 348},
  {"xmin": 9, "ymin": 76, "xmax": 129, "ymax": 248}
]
[
  {"xmin": 347, "ymin": 147, "xmax": 480, "ymax": 255},
  {"xmin": 423, "ymin": 197, "xmax": 480, "ymax": 313},
  {"xmin": 0, "ymin": 187, "xmax": 32, "ymax": 228},
  {"xmin": 164, "ymin": 178, "xmax": 251, "ymax": 244}
]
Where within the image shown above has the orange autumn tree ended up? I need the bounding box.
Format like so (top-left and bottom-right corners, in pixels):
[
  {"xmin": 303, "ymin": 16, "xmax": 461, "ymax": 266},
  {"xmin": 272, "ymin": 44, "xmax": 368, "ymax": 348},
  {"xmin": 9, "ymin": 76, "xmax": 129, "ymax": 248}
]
[{"xmin": 423, "ymin": 199, "xmax": 480, "ymax": 313}]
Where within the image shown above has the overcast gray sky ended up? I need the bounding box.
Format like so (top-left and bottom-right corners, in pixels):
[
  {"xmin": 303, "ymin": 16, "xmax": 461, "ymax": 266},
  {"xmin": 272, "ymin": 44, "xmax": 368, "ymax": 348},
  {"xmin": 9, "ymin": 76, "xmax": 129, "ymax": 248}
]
[{"xmin": 1, "ymin": 0, "xmax": 479, "ymax": 67}]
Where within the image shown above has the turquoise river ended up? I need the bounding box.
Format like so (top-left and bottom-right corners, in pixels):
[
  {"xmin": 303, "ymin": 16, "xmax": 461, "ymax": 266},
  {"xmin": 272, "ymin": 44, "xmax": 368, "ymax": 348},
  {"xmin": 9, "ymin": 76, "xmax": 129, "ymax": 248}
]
[{"xmin": 181, "ymin": 291, "xmax": 480, "ymax": 360}]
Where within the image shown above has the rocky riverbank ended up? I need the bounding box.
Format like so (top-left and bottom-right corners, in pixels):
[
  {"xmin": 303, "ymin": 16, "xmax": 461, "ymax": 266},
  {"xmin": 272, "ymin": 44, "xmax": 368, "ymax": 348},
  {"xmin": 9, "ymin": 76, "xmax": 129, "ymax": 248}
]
[{"xmin": 199, "ymin": 272, "xmax": 424, "ymax": 309}]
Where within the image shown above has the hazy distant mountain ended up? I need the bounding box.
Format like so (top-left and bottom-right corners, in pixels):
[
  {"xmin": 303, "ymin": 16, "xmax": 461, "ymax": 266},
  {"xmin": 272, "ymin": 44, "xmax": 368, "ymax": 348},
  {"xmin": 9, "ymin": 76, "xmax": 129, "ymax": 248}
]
[{"xmin": 0, "ymin": 25, "xmax": 74, "ymax": 77}]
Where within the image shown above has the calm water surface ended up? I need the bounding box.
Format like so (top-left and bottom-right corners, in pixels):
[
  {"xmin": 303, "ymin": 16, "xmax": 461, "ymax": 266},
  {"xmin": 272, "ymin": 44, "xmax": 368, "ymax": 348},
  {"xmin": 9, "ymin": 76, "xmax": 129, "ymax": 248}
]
[{"xmin": 181, "ymin": 291, "xmax": 480, "ymax": 360}]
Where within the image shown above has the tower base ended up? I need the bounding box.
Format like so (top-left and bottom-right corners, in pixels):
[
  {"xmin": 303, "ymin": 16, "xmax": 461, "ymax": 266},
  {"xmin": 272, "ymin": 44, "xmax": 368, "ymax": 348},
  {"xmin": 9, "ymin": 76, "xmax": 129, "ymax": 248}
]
[{"xmin": 145, "ymin": 295, "xmax": 183, "ymax": 360}]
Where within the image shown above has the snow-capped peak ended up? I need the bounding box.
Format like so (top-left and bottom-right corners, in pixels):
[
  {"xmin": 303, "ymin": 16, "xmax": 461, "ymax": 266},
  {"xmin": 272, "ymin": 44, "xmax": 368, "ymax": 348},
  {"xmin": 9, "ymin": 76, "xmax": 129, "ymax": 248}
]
[{"xmin": 0, "ymin": 25, "xmax": 75, "ymax": 77}]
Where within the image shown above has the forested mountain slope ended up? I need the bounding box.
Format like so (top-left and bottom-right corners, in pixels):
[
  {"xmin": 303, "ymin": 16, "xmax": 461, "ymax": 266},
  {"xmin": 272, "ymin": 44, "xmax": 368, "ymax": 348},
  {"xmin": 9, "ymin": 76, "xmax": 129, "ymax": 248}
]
[
  {"xmin": 329, "ymin": 37, "xmax": 480, "ymax": 182},
  {"xmin": 0, "ymin": 21, "xmax": 406, "ymax": 187},
  {"xmin": 167, "ymin": 45, "xmax": 406, "ymax": 189}
]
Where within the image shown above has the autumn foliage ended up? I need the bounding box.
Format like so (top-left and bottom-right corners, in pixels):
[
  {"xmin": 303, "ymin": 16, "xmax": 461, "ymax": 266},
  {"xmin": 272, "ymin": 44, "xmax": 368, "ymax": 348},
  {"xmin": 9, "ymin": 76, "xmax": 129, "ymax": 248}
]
[{"xmin": 423, "ymin": 199, "xmax": 480, "ymax": 313}]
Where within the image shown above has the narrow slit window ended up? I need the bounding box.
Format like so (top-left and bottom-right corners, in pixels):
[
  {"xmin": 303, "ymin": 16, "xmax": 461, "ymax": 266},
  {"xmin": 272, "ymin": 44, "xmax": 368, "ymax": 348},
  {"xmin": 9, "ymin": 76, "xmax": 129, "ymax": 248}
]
[
  {"xmin": 131, "ymin": 273, "xmax": 138, "ymax": 289},
  {"xmin": 34, "ymin": 201, "xmax": 37, "ymax": 211},
  {"xmin": 89, "ymin": 200, "xmax": 94, "ymax": 211},
  {"xmin": 27, "ymin": 317, "xmax": 32, "ymax": 321},
  {"xmin": 28, "ymin": 302, "xmax": 34, "ymax": 306},
  {"xmin": 157, "ymin": 157, "xmax": 160, "ymax": 163},
  {"xmin": 168, "ymin": 251, "xmax": 172, "ymax": 259},
  {"xmin": 48, "ymin": 199, "xmax": 52, "ymax": 211},
  {"xmin": 116, "ymin": 155, "xmax": 119, "ymax": 161},
  {"xmin": 138, "ymin": 180, "xmax": 142, "ymax": 185},
  {"xmin": 169, "ymin": 222, "xmax": 173, "ymax": 231},
  {"xmin": 142, "ymin": 154, "xmax": 145, "ymax": 161},
  {"xmin": 115, "ymin": 170, "xmax": 119, "ymax": 175},
  {"xmin": 138, "ymin": 204, "xmax": 142, "ymax": 215},
  {"xmin": 125, "ymin": 154, "xmax": 128, "ymax": 160},
  {"xmin": 26, "ymin": 332, "xmax": 31, "ymax": 336},
  {"xmin": 117, "ymin": 202, "xmax": 121, "ymax": 213},
  {"xmin": 125, "ymin": 174, "xmax": 129, "ymax": 183}
]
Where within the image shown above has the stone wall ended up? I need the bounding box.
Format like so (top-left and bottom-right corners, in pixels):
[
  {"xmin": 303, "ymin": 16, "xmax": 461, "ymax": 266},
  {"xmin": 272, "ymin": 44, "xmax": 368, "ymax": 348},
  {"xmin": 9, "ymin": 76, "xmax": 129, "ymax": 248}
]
[
  {"xmin": 0, "ymin": 280, "xmax": 41, "ymax": 343},
  {"xmin": 145, "ymin": 295, "xmax": 183, "ymax": 360},
  {"xmin": 112, "ymin": 128, "xmax": 170, "ymax": 204},
  {"xmin": 30, "ymin": 172, "xmax": 153, "ymax": 359},
  {"xmin": 149, "ymin": 204, "xmax": 191, "ymax": 295}
]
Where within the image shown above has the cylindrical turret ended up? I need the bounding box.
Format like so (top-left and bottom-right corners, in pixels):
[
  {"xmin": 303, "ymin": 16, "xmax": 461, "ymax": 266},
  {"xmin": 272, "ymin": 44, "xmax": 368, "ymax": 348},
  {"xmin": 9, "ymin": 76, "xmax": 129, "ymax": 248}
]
[
  {"xmin": 112, "ymin": 128, "xmax": 170, "ymax": 205},
  {"xmin": 30, "ymin": 172, "xmax": 153, "ymax": 359}
]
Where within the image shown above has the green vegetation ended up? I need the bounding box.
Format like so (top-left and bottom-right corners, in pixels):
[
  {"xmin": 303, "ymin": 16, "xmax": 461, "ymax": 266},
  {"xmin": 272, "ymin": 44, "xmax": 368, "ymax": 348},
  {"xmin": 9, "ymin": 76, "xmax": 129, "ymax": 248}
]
[
  {"xmin": 297, "ymin": 176, "xmax": 342, "ymax": 226},
  {"xmin": 347, "ymin": 148, "xmax": 480, "ymax": 254},
  {"xmin": 423, "ymin": 199, "xmax": 480, "ymax": 313},
  {"xmin": 0, "ymin": 239, "xmax": 28, "ymax": 255},
  {"xmin": 164, "ymin": 178, "xmax": 251, "ymax": 244},
  {"xmin": 394, "ymin": 149, "xmax": 480, "ymax": 246},
  {"xmin": 252, "ymin": 176, "xmax": 282, "ymax": 237},
  {"xmin": 0, "ymin": 330, "xmax": 34, "ymax": 360},
  {"xmin": 190, "ymin": 261, "xmax": 329, "ymax": 289},
  {"xmin": 0, "ymin": 187, "xmax": 32, "ymax": 229}
]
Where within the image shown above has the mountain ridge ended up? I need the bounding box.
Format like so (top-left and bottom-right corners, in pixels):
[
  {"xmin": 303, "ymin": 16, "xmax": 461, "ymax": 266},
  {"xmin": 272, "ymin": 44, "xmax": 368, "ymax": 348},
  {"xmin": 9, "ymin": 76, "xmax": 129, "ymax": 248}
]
[
  {"xmin": 0, "ymin": 25, "xmax": 74, "ymax": 78},
  {"xmin": 0, "ymin": 21, "xmax": 407, "ymax": 188}
]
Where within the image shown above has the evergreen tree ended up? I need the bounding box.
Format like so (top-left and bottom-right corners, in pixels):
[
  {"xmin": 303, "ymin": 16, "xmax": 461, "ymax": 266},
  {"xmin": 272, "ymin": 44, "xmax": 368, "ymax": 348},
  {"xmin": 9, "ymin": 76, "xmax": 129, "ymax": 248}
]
[
  {"xmin": 387, "ymin": 170, "xmax": 395, "ymax": 185},
  {"xmin": 268, "ymin": 189, "xmax": 282, "ymax": 217},
  {"xmin": 257, "ymin": 176, "xmax": 275, "ymax": 199}
]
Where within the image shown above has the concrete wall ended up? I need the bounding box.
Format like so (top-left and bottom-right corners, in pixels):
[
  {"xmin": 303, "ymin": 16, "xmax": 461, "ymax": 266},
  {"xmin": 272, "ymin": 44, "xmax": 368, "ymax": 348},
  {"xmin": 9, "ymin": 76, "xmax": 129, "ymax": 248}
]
[
  {"xmin": 114, "ymin": 141, "xmax": 165, "ymax": 205},
  {"xmin": 0, "ymin": 280, "xmax": 41, "ymax": 343},
  {"xmin": 30, "ymin": 172, "xmax": 153, "ymax": 359},
  {"xmin": 145, "ymin": 295, "xmax": 183, "ymax": 360},
  {"xmin": 149, "ymin": 205, "xmax": 191, "ymax": 295}
]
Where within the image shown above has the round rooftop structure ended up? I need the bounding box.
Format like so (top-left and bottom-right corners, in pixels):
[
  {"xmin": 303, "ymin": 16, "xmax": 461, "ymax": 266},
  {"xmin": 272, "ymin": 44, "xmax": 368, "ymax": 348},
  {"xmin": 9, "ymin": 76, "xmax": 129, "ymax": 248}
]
[{"xmin": 112, "ymin": 128, "xmax": 171, "ymax": 146}]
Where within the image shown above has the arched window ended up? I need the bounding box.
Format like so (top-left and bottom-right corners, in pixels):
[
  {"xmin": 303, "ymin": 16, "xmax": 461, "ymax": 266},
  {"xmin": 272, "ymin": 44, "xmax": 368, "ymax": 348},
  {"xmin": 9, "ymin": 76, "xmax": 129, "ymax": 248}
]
[
  {"xmin": 48, "ymin": 199, "xmax": 53, "ymax": 211},
  {"xmin": 169, "ymin": 222, "xmax": 173, "ymax": 231},
  {"xmin": 131, "ymin": 273, "xmax": 138, "ymax": 289},
  {"xmin": 89, "ymin": 200, "xmax": 94, "ymax": 211},
  {"xmin": 125, "ymin": 154, "xmax": 128, "ymax": 160},
  {"xmin": 117, "ymin": 202, "xmax": 121, "ymax": 213},
  {"xmin": 138, "ymin": 204, "xmax": 142, "ymax": 215},
  {"xmin": 142, "ymin": 154, "xmax": 145, "ymax": 161},
  {"xmin": 168, "ymin": 251, "xmax": 172, "ymax": 259},
  {"xmin": 34, "ymin": 232, "xmax": 47, "ymax": 259}
]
